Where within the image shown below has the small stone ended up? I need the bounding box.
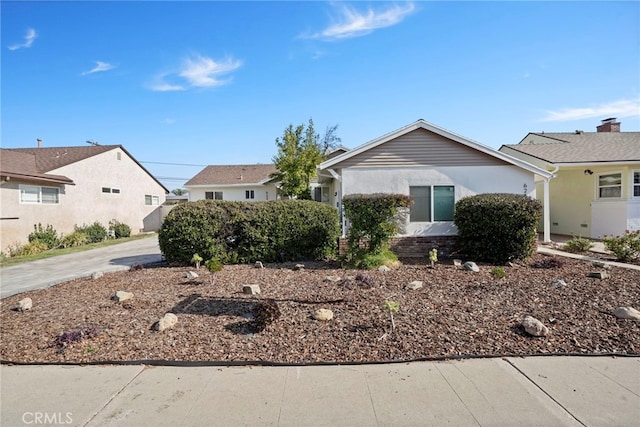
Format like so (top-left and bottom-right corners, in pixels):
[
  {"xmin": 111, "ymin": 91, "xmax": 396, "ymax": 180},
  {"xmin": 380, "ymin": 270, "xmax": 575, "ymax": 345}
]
[
  {"xmin": 313, "ymin": 308, "xmax": 334, "ymax": 321},
  {"xmin": 324, "ymin": 276, "xmax": 342, "ymax": 283},
  {"xmin": 453, "ymin": 259, "xmax": 463, "ymax": 267},
  {"xmin": 592, "ymin": 261, "xmax": 611, "ymax": 269},
  {"xmin": 522, "ymin": 315, "xmax": 549, "ymax": 337},
  {"xmin": 243, "ymin": 284, "xmax": 261, "ymax": 295},
  {"xmin": 463, "ymin": 262, "xmax": 480, "ymax": 272},
  {"xmin": 156, "ymin": 313, "xmax": 178, "ymax": 331},
  {"xmin": 613, "ymin": 307, "xmax": 640, "ymax": 320},
  {"xmin": 114, "ymin": 291, "xmax": 133, "ymax": 302},
  {"xmin": 254, "ymin": 261, "xmax": 264, "ymax": 269},
  {"xmin": 186, "ymin": 271, "xmax": 199, "ymax": 279},
  {"xmin": 551, "ymin": 279, "xmax": 567, "ymax": 287},
  {"xmin": 293, "ymin": 264, "xmax": 305, "ymax": 271},
  {"xmin": 587, "ymin": 271, "xmax": 609, "ymax": 279},
  {"xmin": 91, "ymin": 272, "xmax": 104, "ymax": 280},
  {"xmin": 405, "ymin": 281, "xmax": 423, "ymax": 290},
  {"xmin": 378, "ymin": 265, "xmax": 391, "ymax": 272},
  {"xmin": 16, "ymin": 297, "xmax": 32, "ymax": 312}
]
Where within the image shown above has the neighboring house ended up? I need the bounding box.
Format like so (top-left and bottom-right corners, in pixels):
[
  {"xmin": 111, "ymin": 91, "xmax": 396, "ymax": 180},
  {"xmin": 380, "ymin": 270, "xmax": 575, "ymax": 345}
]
[
  {"xmin": 0, "ymin": 144, "xmax": 169, "ymax": 250},
  {"xmin": 500, "ymin": 118, "xmax": 640, "ymax": 239},
  {"xmin": 185, "ymin": 164, "xmax": 278, "ymax": 202},
  {"xmin": 317, "ymin": 119, "xmax": 554, "ymax": 252}
]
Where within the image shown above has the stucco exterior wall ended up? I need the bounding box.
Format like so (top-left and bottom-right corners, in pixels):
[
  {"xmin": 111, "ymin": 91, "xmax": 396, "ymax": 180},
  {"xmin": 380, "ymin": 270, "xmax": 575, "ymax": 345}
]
[
  {"xmin": 341, "ymin": 164, "xmax": 536, "ymax": 236},
  {"xmin": 0, "ymin": 147, "xmax": 166, "ymax": 250},
  {"xmin": 187, "ymin": 184, "xmax": 278, "ymax": 202}
]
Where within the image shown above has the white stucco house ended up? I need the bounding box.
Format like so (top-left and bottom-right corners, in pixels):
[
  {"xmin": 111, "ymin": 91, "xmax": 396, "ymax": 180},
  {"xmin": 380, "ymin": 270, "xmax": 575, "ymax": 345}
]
[
  {"xmin": 317, "ymin": 119, "xmax": 554, "ymax": 254},
  {"xmin": 185, "ymin": 164, "xmax": 278, "ymax": 202},
  {"xmin": 500, "ymin": 118, "xmax": 640, "ymax": 238},
  {"xmin": 0, "ymin": 144, "xmax": 168, "ymax": 251}
]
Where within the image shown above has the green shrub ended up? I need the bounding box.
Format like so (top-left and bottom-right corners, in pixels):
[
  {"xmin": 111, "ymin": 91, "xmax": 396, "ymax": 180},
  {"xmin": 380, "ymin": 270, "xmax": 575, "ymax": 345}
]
[
  {"xmin": 454, "ymin": 193, "xmax": 542, "ymax": 264},
  {"xmin": 109, "ymin": 219, "xmax": 131, "ymax": 238},
  {"xmin": 75, "ymin": 222, "xmax": 107, "ymax": 243},
  {"xmin": 59, "ymin": 231, "xmax": 89, "ymax": 248},
  {"xmin": 602, "ymin": 230, "xmax": 640, "ymax": 262},
  {"xmin": 28, "ymin": 223, "xmax": 59, "ymax": 249},
  {"xmin": 342, "ymin": 193, "xmax": 412, "ymax": 266},
  {"xmin": 358, "ymin": 248, "xmax": 399, "ymax": 270},
  {"xmin": 159, "ymin": 200, "xmax": 340, "ymax": 264},
  {"xmin": 490, "ymin": 267, "xmax": 506, "ymax": 278},
  {"xmin": 563, "ymin": 236, "xmax": 594, "ymax": 253},
  {"xmin": 18, "ymin": 241, "xmax": 49, "ymax": 256}
]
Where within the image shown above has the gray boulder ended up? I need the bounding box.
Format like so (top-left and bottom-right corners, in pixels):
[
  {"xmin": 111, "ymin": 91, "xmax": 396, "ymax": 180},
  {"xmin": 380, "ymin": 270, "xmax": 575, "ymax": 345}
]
[
  {"xmin": 613, "ymin": 307, "xmax": 640, "ymax": 320},
  {"xmin": 463, "ymin": 262, "xmax": 480, "ymax": 272},
  {"xmin": 156, "ymin": 313, "xmax": 178, "ymax": 332},
  {"xmin": 243, "ymin": 284, "xmax": 261, "ymax": 295},
  {"xmin": 522, "ymin": 315, "xmax": 549, "ymax": 337},
  {"xmin": 16, "ymin": 297, "xmax": 32, "ymax": 312}
]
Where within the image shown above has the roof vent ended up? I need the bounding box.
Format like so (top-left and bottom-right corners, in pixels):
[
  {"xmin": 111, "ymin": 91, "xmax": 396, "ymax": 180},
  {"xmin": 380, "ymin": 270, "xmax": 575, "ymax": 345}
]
[{"xmin": 574, "ymin": 130, "xmax": 583, "ymax": 134}]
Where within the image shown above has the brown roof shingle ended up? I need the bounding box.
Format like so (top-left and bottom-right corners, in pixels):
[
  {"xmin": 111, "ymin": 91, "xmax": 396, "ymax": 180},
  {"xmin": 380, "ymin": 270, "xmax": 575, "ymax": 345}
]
[
  {"xmin": 0, "ymin": 149, "xmax": 74, "ymax": 184},
  {"xmin": 186, "ymin": 164, "xmax": 277, "ymax": 186},
  {"xmin": 503, "ymin": 132, "xmax": 640, "ymax": 163},
  {"xmin": 9, "ymin": 145, "xmax": 118, "ymax": 172}
]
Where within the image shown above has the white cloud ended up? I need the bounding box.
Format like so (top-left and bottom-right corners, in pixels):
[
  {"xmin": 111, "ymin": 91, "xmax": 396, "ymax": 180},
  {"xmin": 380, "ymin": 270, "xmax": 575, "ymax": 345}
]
[
  {"xmin": 303, "ymin": 2, "xmax": 416, "ymax": 41},
  {"xmin": 8, "ymin": 28, "xmax": 37, "ymax": 50},
  {"xmin": 149, "ymin": 53, "xmax": 242, "ymax": 92},
  {"xmin": 81, "ymin": 61, "xmax": 116, "ymax": 75},
  {"xmin": 540, "ymin": 99, "xmax": 640, "ymax": 122}
]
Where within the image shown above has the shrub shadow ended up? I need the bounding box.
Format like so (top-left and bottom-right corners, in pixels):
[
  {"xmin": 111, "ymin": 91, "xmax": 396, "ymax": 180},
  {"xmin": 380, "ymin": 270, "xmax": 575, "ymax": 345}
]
[{"xmin": 171, "ymin": 294, "xmax": 257, "ymax": 317}]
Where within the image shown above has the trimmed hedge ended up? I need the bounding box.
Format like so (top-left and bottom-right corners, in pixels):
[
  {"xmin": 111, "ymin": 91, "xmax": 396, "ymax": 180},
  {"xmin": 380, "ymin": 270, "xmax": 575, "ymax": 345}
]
[
  {"xmin": 454, "ymin": 193, "xmax": 542, "ymax": 264},
  {"xmin": 158, "ymin": 200, "xmax": 340, "ymax": 264}
]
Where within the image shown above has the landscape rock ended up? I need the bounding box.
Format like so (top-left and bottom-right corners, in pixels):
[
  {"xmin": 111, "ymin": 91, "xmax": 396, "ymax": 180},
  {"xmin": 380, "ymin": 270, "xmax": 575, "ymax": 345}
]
[
  {"xmin": 592, "ymin": 261, "xmax": 611, "ymax": 269},
  {"xmin": 378, "ymin": 265, "xmax": 391, "ymax": 272},
  {"xmin": 155, "ymin": 313, "xmax": 178, "ymax": 332},
  {"xmin": 186, "ymin": 271, "xmax": 199, "ymax": 279},
  {"xmin": 254, "ymin": 261, "xmax": 264, "ymax": 269},
  {"xmin": 587, "ymin": 271, "xmax": 609, "ymax": 279},
  {"xmin": 551, "ymin": 279, "xmax": 567, "ymax": 287},
  {"xmin": 453, "ymin": 259, "xmax": 463, "ymax": 267},
  {"xmin": 324, "ymin": 276, "xmax": 342, "ymax": 283},
  {"xmin": 313, "ymin": 308, "xmax": 334, "ymax": 321},
  {"xmin": 16, "ymin": 297, "xmax": 32, "ymax": 312},
  {"xmin": 91, "ymin": 272, "xmax": 104, "ymax": 280},
  {"xmin": 243, "ymin": 284, "xmax": 261, "ymax": 295},
  {"xmin": 405, "ymin": 281, "xmax": 423, "ymax": 290},
  {"xmin": 463, "ymin": 262, "xmax": 480, "ymax": 272},
  {"xmin": 114, "ymin": 291, "xmax": 133, "ymax": 302},
  {"xmin": 522, "ymin": 315, "xmax": 549, "ymax": 337},
  {"xmin": 293, "ymin": 264, "xmax": 305, "ymax": 271},
  {"xmin": 613, "ymin": 307, "xmax": 640, "ymax": 320}
]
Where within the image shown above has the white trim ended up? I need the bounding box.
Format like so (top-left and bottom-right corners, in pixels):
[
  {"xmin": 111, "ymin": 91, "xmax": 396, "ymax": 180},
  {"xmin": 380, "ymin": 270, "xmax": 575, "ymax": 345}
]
[
  {"xmin": 633, "ymin": 170, "xmax": 640, "ymax": 199},
  {"xmin": 185, "ymin": 183, "xmax": 268, "ymax": 189},
  {"xmin": 319, "ymin": 119, "xmax": 553, "ymax": 179}
]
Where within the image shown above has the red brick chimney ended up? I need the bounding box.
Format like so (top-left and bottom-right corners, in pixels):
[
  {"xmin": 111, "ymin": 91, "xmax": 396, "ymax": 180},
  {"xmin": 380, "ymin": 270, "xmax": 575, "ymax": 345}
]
[{"xmin": 596, "ymin": 118, "xmax": 620, "ymax": 133}]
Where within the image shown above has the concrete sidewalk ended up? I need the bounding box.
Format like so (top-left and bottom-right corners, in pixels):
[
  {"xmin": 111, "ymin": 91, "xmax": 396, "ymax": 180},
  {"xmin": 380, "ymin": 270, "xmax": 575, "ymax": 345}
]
[
  {"xmin": 1, "ymin": 356, "xmax": 638, "ymax": 426},
  {"xmin": 0, "ymin": 234, "xmax": 162, "ymax": 298}
]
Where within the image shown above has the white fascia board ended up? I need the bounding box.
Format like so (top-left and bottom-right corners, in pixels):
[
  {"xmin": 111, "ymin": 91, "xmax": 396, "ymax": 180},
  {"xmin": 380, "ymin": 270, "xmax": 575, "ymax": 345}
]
[
  {"xmin": 185, "ymin": 183, "xmax": 267, "ymax": 189},
  {"xmin": 552, "ymin": 161, "xmax": 639, "ymax": 168}
]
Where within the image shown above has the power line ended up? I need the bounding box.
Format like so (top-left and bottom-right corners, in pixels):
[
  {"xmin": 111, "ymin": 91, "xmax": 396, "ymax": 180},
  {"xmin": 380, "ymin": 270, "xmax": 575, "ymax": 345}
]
[{"xmin": 140, "ymin": 161, "xmax": 206, "ymax": 167}]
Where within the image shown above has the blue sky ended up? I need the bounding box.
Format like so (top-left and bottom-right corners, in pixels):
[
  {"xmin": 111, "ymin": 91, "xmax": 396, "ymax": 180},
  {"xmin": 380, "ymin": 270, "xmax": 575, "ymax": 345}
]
[{"xmin": 3, "ymin": 1, "xmax": 639, "ymax": 191}]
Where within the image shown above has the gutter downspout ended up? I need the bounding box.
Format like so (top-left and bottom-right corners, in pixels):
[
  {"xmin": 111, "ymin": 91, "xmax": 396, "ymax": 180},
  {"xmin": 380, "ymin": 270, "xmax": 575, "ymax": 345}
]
[{"xmin": 542, "ymin": 165, "xmax": 559, "ymax": 243}]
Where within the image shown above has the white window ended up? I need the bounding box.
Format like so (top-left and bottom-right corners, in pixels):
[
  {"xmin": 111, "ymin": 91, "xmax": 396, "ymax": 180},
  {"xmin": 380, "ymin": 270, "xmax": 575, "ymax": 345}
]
[
  {"xmin": 409, "ymin": 185, "xmax": 455, "ymax": 222},
  {"xmin": 205, "ymin": 191, "xmax": 223, "ymax": 200},
  {"xmin": 634, "ymin": 171, "xmax": 640, "ymax": 198},
  {"xmin": 245, "ymin": 190, "xmax": 255, "ymax": 200},
  {"xmin": 19, "ymin": 185, "xmax": 59, "ymax": 204},
  {"xmin": 598, "ymin": 173, "xmax": 622, "ymax": 198},
  {"xmin": 314, "ymin": 186, "xmax": 330, "ymax": 203},
  {"xmin": 145, "ymin": 195, "xmax": 159, "ymax": 205}
]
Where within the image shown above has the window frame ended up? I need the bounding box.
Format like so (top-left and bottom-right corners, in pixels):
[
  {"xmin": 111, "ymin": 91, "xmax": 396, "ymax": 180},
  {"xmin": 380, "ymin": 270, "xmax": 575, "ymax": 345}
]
[
  {"xmin": 245, "ymin": 190, "xmax": 255, "ymax": 200},
  {"xmin": 409, "ymin": 185, "xmax": 455, "ymax": 222},
  {"xmin": 19, "ymin": 184, "xmax": 60, "ymax": 205},
  {"xmin": 145, "ymin": 194, "xmax": 160, "ymax": 205},
  {"xmin": 596, "ymin": 171, "xmax": 622, "ymax": 199},
  {"xmin": 633, "ymin": 170, "xmax": 640, "ymax": 198}
]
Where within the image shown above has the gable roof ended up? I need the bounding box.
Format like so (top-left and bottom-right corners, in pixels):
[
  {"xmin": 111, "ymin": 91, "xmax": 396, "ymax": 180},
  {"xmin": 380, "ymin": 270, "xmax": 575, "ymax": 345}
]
[
  {"xmin": 501, "ymin": 132, "xmax": 640, "ymax": 164},
  {"xmin": 185, "ymin": 164, "xmax": 277, "ymax": 186},
  {"xmin": 319, "ymin": 119, "xmax": 553, "ymax": 178},
  {"xmin": 5, "ymin": 145, "xmax": 169, "ymax": 192},
  {"xmin": 0, "ymin": 149, "xmax": 74, "ymax": 185}
]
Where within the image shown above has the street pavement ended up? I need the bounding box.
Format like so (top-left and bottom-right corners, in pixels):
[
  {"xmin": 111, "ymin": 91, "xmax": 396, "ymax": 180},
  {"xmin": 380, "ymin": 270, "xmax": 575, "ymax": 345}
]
[
  {"xmin": 0, "ymin": 234, "xmax": 162, "ymax": 298},
  {"xmin": 1, "ymin": 235, "xmax": 639, "ymax": 426}
]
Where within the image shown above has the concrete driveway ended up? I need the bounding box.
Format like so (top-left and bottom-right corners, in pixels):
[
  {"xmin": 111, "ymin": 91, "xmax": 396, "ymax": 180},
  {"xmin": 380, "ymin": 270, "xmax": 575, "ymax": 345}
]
[{"xmin": 0, "ymin": 234, "xmax": 162, "ymax": 298}]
